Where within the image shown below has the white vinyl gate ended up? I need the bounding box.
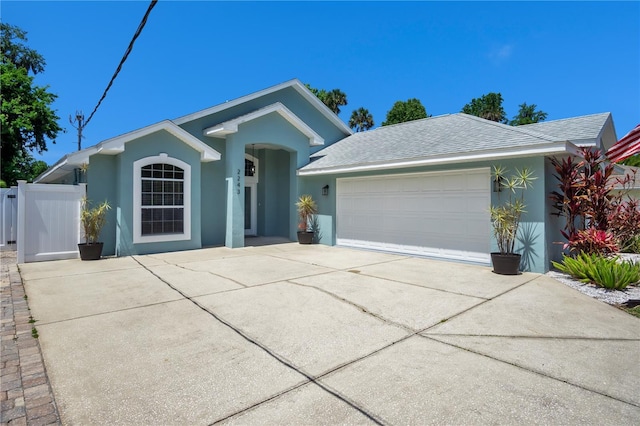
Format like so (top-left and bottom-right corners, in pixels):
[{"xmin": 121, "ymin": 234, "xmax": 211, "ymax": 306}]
[
  {"xmin": 336, "ymin": 168, "xmax": 491, "ymax": 263},
  {"xmin": 17, "ymin": 181, "xmax": 86, "ymax": 263},
  {"xmin": 1, "ymin": 187, "xmax": 18, "ymax": 251}
]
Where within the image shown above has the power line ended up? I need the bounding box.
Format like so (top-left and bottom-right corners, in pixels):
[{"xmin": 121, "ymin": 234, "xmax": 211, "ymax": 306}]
[{"xmin": 82, "ymin": 0, "xmax": 158, "ymax": 129}]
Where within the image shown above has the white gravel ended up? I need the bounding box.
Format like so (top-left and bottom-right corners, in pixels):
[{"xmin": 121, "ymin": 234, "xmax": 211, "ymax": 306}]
[{"xmin": 546, "ymin": 254, "xmax": 640, "ymax": 306}]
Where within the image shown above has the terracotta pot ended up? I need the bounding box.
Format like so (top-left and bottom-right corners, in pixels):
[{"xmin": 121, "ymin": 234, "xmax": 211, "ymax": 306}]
[
  {"xmin": 297, "ymin": 231, "xmax": 314, "ymax": 245},
  {"xmin": 491, "ymin": 252, "xmax": 521, "ymax": 275},
  {"xmin": 78, "ymin": 242, "xmax": 104, "ymax": 261}
]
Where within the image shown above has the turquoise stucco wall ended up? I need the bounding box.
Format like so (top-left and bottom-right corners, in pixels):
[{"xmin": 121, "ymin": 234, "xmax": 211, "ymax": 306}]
[
  {"xmin": 86, "ymin": 154, "xmax": 118, "ymax": 255},
  {"xmin": 257, "ymin": 148, "xmax": 291, "ymax": 237},
  {"xmin": 86, "ymin": 130, "xmax": 205, "ymax": 256},
  {"xmin": 178, "ymin": 86, "xmax": 348, "ymax": 152},
  {"xmin": 299, "ymin": 156, "xmax": 550, "ymax": 273}
]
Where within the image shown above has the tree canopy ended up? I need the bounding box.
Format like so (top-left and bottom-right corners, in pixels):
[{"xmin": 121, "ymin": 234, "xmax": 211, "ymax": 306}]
[
  {"xmin": 509, "ymin": 102, "xmax": 548, "ymax": 126},
  {"xmin": 348, "ymin": 107, "xmax": 374, "ymax": 132},
  {"xmin": 461, "ymin": 92, "xmax": 507, "ymax": 123},
  {"xmin": 382, "ymin": 98, "xmax": 428, "ymax": 126},
  {"xmin": 305, "ymin": 84, "xmax": 348, "ymax": 115},
  {"xmin": 1, "ymin": 23, "xmax": 60, "ymax": 185}
]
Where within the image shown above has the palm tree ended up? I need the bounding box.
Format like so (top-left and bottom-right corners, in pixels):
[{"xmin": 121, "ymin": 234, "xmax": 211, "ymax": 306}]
[
  {"xmin": 461, "ymin": 93, "xmax": 507, "ymax": 123},
  {"xmin": 349, "ymin": 107, "xmax": 375, "ymax": 132},
  {"xmin": 324, "ymin": 89, "xmax": 347, "ymax": 114},
  {"xmin": 509, "ymin": 103, "xmax": 548, "ymax": 126}
]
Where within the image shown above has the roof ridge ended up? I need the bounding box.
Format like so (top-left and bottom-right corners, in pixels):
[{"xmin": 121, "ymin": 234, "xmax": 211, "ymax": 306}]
[{"xmin": 456, "ymin": 113, "xmax": 560, "ymax": 142}]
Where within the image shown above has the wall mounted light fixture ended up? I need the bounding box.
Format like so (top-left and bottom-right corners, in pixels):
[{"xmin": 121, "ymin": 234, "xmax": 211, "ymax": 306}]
[
  {"xmin": 493, "ymin": 176, "xmax": 503, "ymax": 193},
  {"xmin": 322, "ymin": 185, "xmax": 329, "ymax": 196}
]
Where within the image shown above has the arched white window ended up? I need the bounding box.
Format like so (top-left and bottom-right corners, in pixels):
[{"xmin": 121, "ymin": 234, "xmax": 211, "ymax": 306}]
[{"xmin": 133, "ymin": 154, "xmax": 191, "ymax": 244}]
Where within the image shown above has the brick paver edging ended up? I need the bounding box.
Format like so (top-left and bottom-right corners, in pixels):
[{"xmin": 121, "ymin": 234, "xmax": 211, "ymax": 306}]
[{"xmin": 1, "ymin": 252, "xmax": 61, "ymax": 426}]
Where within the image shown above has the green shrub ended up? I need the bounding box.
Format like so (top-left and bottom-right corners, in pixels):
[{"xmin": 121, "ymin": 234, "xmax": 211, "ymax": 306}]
[
  {"xmin": 552, "ymin": 253, "xmax": 640, "ymax": 290},
  {"xmin": 621, "ymin": 234, "xmax": 640, "ymax": 254}
]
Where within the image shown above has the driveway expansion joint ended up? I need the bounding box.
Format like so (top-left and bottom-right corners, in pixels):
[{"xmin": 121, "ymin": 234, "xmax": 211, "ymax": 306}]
[
  {"xmin": 132, "ymin": 257, "xmax": 386, "ymax": 425},
  {"xmin": 421, "ymin": 333, "xmax": 640, "ymax": 408}
]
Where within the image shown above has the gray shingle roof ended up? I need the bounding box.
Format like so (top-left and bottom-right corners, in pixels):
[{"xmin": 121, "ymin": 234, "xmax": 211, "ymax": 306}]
[
  {"xmin": 518, "ymin": 112, "xmax": 611, "ymax": 142},
  {"xmin": 300, "ymin": 113, "xmax": 574, "ymax": 173}
]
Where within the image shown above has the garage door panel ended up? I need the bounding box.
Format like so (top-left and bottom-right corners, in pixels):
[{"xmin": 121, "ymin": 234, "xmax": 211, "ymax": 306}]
[{"xmin": 336, "ymin": 169, "xmax": 491, "ymax": 263}]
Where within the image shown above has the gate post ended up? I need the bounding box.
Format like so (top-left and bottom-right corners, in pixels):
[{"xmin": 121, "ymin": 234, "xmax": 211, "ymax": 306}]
[{"xmin": 16, "ymin": 180, "xmax": 27, "ymax": 264}]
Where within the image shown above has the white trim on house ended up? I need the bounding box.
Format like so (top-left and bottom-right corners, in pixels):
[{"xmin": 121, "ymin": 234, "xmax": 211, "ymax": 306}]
[
  {"xmin": 173, "ymin": 79, "xmax": 353, "ymax": 136},
  {"xmin": 298, "ymin": 141, "xmax": 580, "ymax": 176},
  {"xmin": 132, "ymin": 154, "xmax": 192, "ymax": 244},
  {"xmin": 203, "ymin": 103, "xmax": 325, "ymax": 146},
  {"xmin": 36, "ymin": 121, "xmax": 221, "ymax": 183}
]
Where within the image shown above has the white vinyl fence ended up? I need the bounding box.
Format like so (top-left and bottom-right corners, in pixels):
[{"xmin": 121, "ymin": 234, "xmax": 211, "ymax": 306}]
[
  {"xmin": 17, "ymin": 181, "xmax": 86, "ymax": 263},
  {"xmin": 1, "ymin": 187, "xmax": 18, "ymax": 251}
]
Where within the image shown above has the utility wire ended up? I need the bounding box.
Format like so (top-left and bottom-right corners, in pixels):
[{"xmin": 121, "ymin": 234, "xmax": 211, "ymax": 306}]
[{"xmin": 83, "ymin": 0, "xmax": 158, "ymax": 127}]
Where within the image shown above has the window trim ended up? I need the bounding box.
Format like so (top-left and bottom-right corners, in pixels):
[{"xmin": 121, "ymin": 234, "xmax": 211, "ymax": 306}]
[{"xmin": 133, "ymin": 153, "xmax": 191, "ymax": 244}]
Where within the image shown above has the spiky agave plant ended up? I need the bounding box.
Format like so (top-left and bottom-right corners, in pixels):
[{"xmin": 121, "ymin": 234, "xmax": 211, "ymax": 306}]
[{"xmin": 296, "ymin": 194, "xmax": 317, "ymax": 232}]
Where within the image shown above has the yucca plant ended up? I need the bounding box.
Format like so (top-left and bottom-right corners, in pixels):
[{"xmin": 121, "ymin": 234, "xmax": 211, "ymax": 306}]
[
  {"xmin": 296, "ymin": 194, "xmax": 317, "ymax": 232},
  {"xmin": 490, "ymin": 165, "xmax": 537, "ymax": 254},
  {"xmin": 80, "ymin": 197, "xmax": 111, "ymax": 244},
  {"xmin": 553, "ymin": 253, "xmax": 640, "ymax": 290}
]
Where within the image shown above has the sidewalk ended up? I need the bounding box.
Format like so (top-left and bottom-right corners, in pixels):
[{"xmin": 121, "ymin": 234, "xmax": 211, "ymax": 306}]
[{"xmin": 1, "ymin": 251, "xmax": 60, "ymax": 426}]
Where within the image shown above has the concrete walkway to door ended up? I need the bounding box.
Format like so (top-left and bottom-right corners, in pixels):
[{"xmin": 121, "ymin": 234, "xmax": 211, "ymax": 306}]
[{"xmin": 16, "ymin": 243, "xmax": 640, "ymax": 425}]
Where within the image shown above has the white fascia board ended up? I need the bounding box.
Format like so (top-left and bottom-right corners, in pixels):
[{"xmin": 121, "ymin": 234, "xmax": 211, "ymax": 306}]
[
  {"xmin": 93, "ymin": 120, "xmax": 220, "ymax": 162},
  {"xmin": 175, "ymin": 78, "xmax": 352, "ymax": 136},
  {"xmin": 36, "ymin": 121, "xmax": 221, "ymax": 183},
  {"xmin": 203, "ymin": 102, "xmax": 325, "ymax": 146},
  {"xmin": 298, "ymin": 141, "xmax": 578, "ymax": 176},
  {"xmin": 174, "ymin": 79, "xmax": 301, "ymax": 125}
]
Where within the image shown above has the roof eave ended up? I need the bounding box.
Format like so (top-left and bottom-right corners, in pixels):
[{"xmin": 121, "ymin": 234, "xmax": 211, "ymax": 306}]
[
  {"xmin": 298, "ymin": 141, "xmax": 578, "ymax": 176},
  {"xmin": 174, "ymin": 78, "xmax": 352, "ymax": 136}
]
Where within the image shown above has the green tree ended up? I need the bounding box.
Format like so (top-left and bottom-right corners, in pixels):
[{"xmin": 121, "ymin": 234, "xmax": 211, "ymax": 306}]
[
  {"xmin": 1, "ymin": 151, "xmax": 49, "ymax": 184},
  {"xmin": 348, "ymin": 107, "xmax": 375, "ymax": 132},
  {"xmin": 1, "ymin": 23, "xmax": 61, "ymax": 185},
  {"xmin": 622, "ymin": 155, "xmax": 640, "ymax": 167},
  {"xmin": 509, "ymin": 102, "xmax": 548, "ymax": 126},
  {"xmin": 461, "ymin": 93, "xmax": 507, "ymax": 123},
  {"xmin": 382, "ymin": 98, "xmax": 428, "ymax": 126},
  {"xmin": 305, "ymin": 84, "xmax": 348, "ymax": 114}
]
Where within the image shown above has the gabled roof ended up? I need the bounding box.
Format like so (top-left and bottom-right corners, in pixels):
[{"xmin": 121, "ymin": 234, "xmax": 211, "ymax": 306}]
[
  {"xmin": 298, "ymin": 113, "xmax": 582, "ymax": 175},
  {"xmin": 174, "ymin": 78, "xmax": 352, "ymax": 136},
  {"xmin": 203, "ymin": 102, "xmax": 324, "ymax": 146},
  {"xmin": 519, "ymin": 112, "xmax": 615, "ymax": 150},
  {"xmin": 35, "ymin": 120, "xmax": 221, "ymax": 183}
]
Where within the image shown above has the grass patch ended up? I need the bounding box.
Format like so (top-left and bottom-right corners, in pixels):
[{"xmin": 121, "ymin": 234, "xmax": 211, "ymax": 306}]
[{"xmin": 621, "ymin": 305, "xmax": 640, "ymax": 318}]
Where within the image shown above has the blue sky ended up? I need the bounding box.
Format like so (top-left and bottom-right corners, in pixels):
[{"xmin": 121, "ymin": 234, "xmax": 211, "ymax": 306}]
[{"xmin": 4, "ymin": 1, "xmax": 639, "ymax": 166}]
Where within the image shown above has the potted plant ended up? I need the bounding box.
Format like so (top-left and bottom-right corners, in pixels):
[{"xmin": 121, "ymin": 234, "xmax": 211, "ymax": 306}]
[
  {"xmin": 78, "ymin": 197, "xmax": 111, "ymax": 260},
  {"xmin": 489, "ymin": 165, "xmax": 536, "ymax": 275},
  {"xmin": 296, "ymin": 194, "xmax": 317, "ymax": 244}
]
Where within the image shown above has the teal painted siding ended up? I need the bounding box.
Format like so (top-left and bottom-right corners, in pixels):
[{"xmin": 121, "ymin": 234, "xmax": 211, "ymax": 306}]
[
  {"xmin": 178, "ymin": 87, "xmax": 347, "ymax": 152},
  {"xmin": 300, "ymin": 156, "xmax": 550, "ymax": 273},
  {"xmin": 200, "ymin": 159, "xmax": 227, "ymax": 247},
  {"xmin": 89, "ymin": 129, "xmax": 205, "ymax": 256},
  {"xmin": 259, "ymin": 149, "xmax": 290, "ymax": 237},
  {"xmin": 86, "ymin": 154, "xmax": 118, "ymax": 255}
]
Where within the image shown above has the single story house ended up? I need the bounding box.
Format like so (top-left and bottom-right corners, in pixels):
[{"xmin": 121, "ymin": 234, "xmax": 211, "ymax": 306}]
[{"xmin": 36, "ymin": 79, "xmax": 620, "ymax": 273}]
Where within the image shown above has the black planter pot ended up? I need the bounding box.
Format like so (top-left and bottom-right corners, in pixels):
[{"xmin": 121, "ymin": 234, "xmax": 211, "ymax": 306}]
[
  {"xmin": 491, "ymin": 252, "xmax": 521, "ymax": 275},
  {"xmin": 78, "ymin": 242, "xmax": 104, "ymax": 261},
  {"xmin": 297, "ymin": 231, "xmax": 314, "ymax": 245}
]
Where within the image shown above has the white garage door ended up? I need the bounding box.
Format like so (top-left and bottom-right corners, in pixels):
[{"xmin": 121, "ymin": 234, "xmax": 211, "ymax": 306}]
[{"xmin": 336, "ymin": 168, "xmax": 491, "ymax": 263}]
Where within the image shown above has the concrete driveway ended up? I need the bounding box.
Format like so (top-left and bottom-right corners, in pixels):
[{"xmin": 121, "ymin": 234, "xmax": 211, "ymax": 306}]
[{"xmin": 19, "ymin": 243, "xmax": 640, "ymax": 425}]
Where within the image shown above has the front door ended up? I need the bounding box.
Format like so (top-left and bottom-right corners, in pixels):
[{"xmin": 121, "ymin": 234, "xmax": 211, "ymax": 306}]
[{"xmin": 244, "ymin": 183, "xmax": 257, "ymax": 236}]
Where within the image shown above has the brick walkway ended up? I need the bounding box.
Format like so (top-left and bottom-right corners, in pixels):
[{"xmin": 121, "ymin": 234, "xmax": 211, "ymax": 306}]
[{"xmin": 1, "ymin": 252, "xmax": 60, "ymax": 426}]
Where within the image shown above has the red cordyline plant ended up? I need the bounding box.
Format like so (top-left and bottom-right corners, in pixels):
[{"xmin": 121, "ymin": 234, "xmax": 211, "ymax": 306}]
[
  {"xmin": 567, "ymin": 228, "xmax": 618, "ymax": 255},
  {"xmin": 550, "ymin": 147, "xmax": 637, "ymax": 255}
]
